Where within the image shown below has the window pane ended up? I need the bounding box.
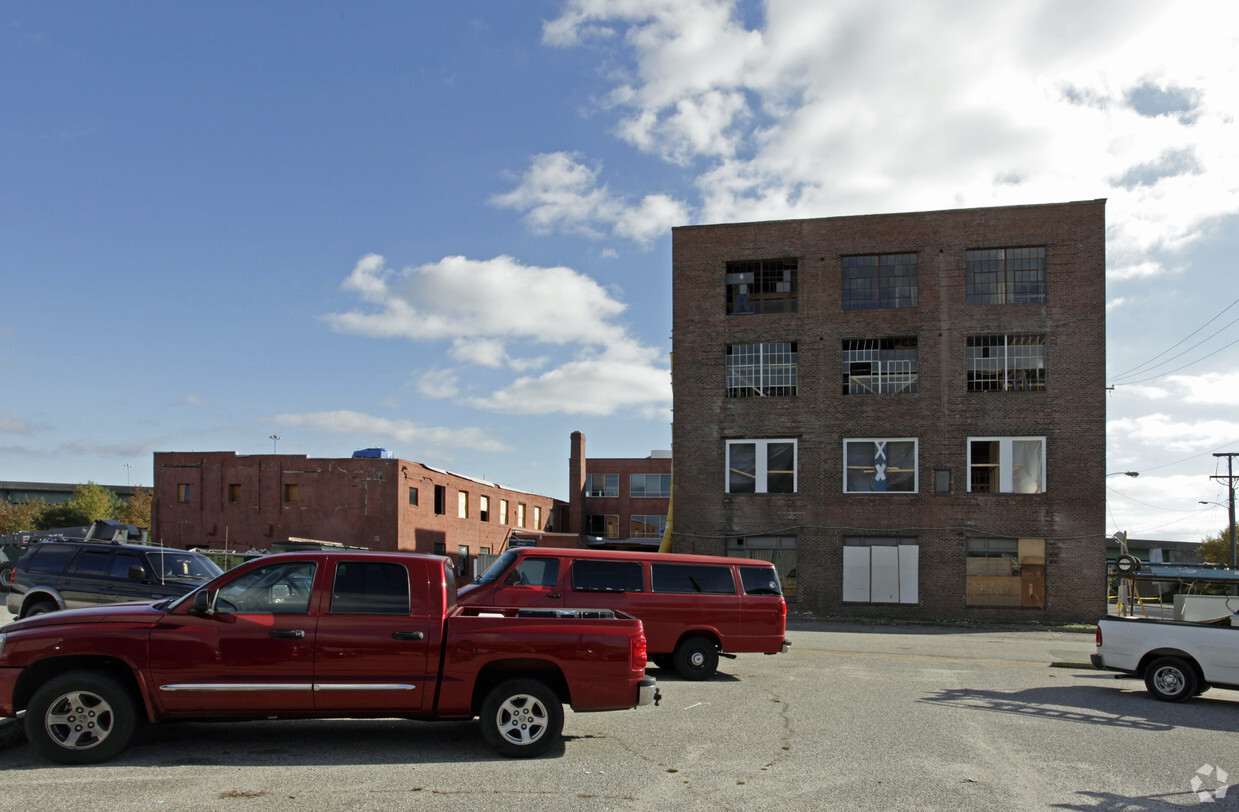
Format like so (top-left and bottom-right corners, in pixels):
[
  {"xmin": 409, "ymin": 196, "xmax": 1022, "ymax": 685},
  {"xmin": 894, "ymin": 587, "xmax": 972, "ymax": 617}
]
[
  {"xmin": 729, "ymin": 443, "xmax": 757, "ymax": 493},
  {"xmin": 1012, "ymin": 440, "xmax": 1044, "ymax": 493},
  {"xmin": 572, "ymin": 561, "xmax": 644, "ymax": 592},
  {"xmin": 767, "ymin": 442, "xmax": 796, "ymax": 493}
]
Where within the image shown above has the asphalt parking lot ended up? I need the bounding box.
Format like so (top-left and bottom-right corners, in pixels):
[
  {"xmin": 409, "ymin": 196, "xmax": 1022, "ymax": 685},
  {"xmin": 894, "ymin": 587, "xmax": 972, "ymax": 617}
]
[{"xmin": 1, "ymin": 606, "xmax": 1236, "ymax": 811}]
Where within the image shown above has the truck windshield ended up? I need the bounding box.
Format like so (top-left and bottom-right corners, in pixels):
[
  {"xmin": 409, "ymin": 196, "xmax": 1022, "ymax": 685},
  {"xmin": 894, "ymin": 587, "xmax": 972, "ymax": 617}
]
[{"xmin": 476, "ymin": 550, "xmax": 519, "ymax": 585}]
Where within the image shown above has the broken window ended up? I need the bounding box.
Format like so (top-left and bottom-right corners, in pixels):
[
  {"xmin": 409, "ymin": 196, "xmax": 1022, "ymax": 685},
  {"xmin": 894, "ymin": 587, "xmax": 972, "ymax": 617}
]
[
  {"xmin": 726, "ymin": 439, "xmax": 797, "ymax": 494},
  {"xmin": 966, "ymin": 538, "xmax": 1046, "ymax": 607},
  {"xmin": 968, "ymin": 437, "xmax": 1045, "ymax": 493},
  {"xmin": 966, "ymin": 247, "xmax": 1045, "ymax": 304},
  {"xmin": 844, "ymin": 439, "xmax": 917, "ymax": 493},
  {"xmin": 726, "ymin": 342, "xmax": 798, "ymax": 397},
  {"xmin": 842, "ymin": 337, "xmax": 918, "ymax": 395},
  {"xmin": 966, "ymin": 334, "xmax": 1046, "ymax": 392},
  {"xmin": 726, "ymin": 258, "xmax": 798, "ymax": 315},
  {"xmin": 842, "ymin": 254, "xmax": 918, "ymax": 309}
]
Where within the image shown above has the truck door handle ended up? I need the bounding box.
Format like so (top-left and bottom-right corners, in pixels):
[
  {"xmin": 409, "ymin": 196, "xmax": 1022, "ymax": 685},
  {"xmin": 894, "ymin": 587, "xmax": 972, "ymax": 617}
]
[
  {"xmin": 549, "ymin": 593, "xmax": 562, "ymax": 599},
  {"xmin": 393, "ymin": 631, "xmax": 425, "ymax": 641},
  {"xmin": 269, "ymin": 629, "xmax": 306, "ymax": 639}
]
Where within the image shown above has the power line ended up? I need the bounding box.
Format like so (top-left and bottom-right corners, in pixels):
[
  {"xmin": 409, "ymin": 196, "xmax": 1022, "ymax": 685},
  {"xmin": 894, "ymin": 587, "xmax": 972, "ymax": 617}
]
[{"xmin": 1108, "ymin": 296, "xmax": 1239, "ymax": 384}]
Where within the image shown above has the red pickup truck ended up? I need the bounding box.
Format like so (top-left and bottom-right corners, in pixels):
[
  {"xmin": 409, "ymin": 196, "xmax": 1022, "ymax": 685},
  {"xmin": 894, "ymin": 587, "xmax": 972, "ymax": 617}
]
[{"xmin": 0, "ymin": 551, "xmax": 659, "ymax": 764}]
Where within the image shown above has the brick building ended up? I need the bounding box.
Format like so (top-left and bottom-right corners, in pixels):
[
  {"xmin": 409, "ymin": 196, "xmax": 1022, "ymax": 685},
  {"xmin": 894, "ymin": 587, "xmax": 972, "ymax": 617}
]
[
  {"xmin": 150, "ymin": 451, "xmax": 562, "ymax": 576},
  {"xmin": 669, "ymin": 200, "xmax": 1107, "ymax": 622},
  {"xmin": 564, "ymin": 431, "xmax": 672, "ymax": 548}
]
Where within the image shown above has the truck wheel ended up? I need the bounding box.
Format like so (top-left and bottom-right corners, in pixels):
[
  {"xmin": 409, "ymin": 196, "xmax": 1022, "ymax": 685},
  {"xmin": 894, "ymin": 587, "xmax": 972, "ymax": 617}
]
[
  {"xmin": 479, "ymin": 679, "xmax": 563, "ymax": 758},
  {"xmin": 23, "ymin": 600, "xmax": 58, "ymax": 618},
  {"xmin": 674, "ymin": 636, "xmax": 719, "ymax": 681},
  {"xmin": 0, "ymin": 565, "xmax": 12, "ymax": 591},
  {"xmin": 1144, "ymin": 656, "xmax": 1198, "ymax": 702},
  {"xmin": 24, "ymin": 670, "xmax": 140, "ymax": 764}
]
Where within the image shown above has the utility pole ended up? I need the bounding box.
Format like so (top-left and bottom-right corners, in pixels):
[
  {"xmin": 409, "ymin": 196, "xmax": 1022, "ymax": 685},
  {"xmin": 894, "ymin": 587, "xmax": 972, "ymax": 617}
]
[{"xmin": 1210, "ymin": 453, "xmax": 1238, "ymax": 588}]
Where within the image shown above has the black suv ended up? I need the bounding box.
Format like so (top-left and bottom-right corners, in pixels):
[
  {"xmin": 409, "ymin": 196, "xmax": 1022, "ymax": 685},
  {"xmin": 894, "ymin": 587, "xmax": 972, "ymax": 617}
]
[{"xmin": 5, "ymin": 541, "xmax": 222, "ymax": 619}]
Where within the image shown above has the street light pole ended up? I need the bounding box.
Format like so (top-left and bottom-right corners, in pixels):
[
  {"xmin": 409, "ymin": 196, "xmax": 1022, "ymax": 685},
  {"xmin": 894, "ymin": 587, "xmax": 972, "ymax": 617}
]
[
  {"xmin": 270, "ymin": 435, "xmax": 281, "ymax": 454},
  {"xmin": 1211, "ymin": 453, "xmax": 1238, "ymax": 571}
]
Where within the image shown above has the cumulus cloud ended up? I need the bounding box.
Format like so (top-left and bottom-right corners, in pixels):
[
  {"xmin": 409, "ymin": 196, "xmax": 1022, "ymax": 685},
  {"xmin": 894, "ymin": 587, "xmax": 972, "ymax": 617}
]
[
  {"xmin": 273, "ymin": 410, "xmax": 512, "ymax": 453},
  {"xmin": 1107, "ymin": 413, "xmax": 1239, "ymax": 453},
  {"xmin": 490, "ymin": 152, "xmax": 690, "ymax": 244},
  {"xmin": 536, "ymin": 0, "xmax": 1239, "ymax": 279},
  {"xmin": 325, "ymin": 253, "xmax": 671, "ymax": 417}
]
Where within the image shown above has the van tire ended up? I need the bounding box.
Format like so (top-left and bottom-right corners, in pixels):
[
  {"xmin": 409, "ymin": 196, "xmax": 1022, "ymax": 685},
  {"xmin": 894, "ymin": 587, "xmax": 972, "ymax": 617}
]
[
  {"xmin": 674, "ymin": 636, "xmax": 719, "ymax": 681},
  {"xmin": 23, "ymin": 600, "xmax": 57, "ymax": 618}
]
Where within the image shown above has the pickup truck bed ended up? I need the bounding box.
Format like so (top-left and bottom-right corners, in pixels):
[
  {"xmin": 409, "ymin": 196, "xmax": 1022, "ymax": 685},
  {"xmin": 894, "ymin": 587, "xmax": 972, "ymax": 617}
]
[{"xmin": 1092, "ymin": 614, "xmax": 1239, "ymax": 702}]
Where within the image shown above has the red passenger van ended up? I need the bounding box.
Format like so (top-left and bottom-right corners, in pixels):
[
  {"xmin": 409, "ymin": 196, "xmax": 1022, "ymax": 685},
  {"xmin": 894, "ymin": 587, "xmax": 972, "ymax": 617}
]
[{"xmin": 458, "ymin": 547, "xmax": 789, "ymax": 680}]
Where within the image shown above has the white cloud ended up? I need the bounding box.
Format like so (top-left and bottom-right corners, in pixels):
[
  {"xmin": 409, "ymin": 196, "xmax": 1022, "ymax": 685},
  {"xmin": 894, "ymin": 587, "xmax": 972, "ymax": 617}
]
[
  {"xmin": 538, "ymin": 0, "xmax": 1239, "ymax": 280},
  {"xmin": 0, "ymin": 414, "xmax": 34, "ymax": 434},
  {"xmin": 417, "ymin": 370, "xmax": 459, "ymax": 399},
  {"xmin": 490, "ymin": 152, "xmax": 690, "ymax": 244},
  {"xmin": 467, "ymin": 339, "xmax": 671, "ymax": 416},
  {"xmin": 1107, "ymin": 413, "xmax": 1239, "ymax": 453},
  {"xmin": 273, "ymin": 410, "xmax": 511, "ymax": 453}
]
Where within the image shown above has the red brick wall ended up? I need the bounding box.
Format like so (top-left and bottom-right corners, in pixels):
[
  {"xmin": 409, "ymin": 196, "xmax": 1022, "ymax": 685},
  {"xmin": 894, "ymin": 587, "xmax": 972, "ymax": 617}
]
[
  {"xmin": 568, "ymin": 432, "xmax": 672, "ymax": 543},
  {"xmin": 671, "ymin": 200, "xmax": 1107, "ymax": 622},
  {"xmin": 151, "ymin": 452, "xmax": 559, "ymax": 562}
]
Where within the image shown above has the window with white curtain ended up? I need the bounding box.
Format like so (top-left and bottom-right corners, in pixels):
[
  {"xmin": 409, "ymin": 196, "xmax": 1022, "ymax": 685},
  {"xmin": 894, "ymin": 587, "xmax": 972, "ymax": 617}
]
[{"xmin": 968, "ymin": 437, "xmax": 1045, "ymax": 493}]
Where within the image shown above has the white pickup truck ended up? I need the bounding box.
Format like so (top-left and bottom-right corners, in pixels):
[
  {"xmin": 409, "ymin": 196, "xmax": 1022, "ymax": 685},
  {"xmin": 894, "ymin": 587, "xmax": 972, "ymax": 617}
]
[{"xmin": 1092, "ymin": 612, "xmax": 1239, "ymax": 702}]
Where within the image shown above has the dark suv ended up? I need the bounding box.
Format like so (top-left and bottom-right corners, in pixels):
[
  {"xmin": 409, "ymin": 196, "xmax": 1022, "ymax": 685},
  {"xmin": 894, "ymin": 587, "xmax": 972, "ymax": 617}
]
[{"xmin": 5, "ymin": 541, "xmax": 222, "ymax": 618}]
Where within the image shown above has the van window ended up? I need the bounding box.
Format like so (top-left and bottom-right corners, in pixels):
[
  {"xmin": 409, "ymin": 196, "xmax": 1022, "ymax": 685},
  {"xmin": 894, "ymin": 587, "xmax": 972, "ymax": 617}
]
[
  {"xmin": 739, "ymin": 565, "xmax": 783, "ymax": 596},
  {"xmin": 571, "ymin": 560, "xmax": 643, "ymax": 593},
  {"xmin": 651, "ymin": 563, "xmax": 736, "ymax": 595},
  {"xmin": 507, "ymin": 557, "xmax": 559, "ymax": 588},
  {"xmin": 27, "ymin": 544, "xmax": 78, "ymax": 574}
]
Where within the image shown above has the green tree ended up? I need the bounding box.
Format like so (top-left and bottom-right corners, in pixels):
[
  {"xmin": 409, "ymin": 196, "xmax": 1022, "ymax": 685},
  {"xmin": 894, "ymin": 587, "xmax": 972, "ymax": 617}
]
[
  {"xmin": 38, "ymin": 502, "xmax": 90, "ymax": 529},
  {"xmin": 1199, "ymin": 525, "xmax": 1237, "ymax": 565},
  {"xmin": 115, "ymin": 486, "xmax": 152, "ymax": 531},
  {"xmin": 68, "ymin": 481, "xmax": 121, "ymax": 523},
  {"xmin": 0, "ymin": 497, "xmax": 49, "ymax": 534}
]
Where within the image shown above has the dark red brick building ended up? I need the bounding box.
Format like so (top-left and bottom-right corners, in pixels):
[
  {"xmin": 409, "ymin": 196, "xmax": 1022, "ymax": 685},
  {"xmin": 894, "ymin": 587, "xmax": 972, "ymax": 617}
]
[
  {"xmin": 670, "ymin": 200, "xmax": 1107, "ymax": 622},
  {"xmin": 150, "ymin": 451, "xmax": 562, "ymax": 577},
  {"xmin": 564, "ymin": 431, "xmax": 672, "ymax": 548}
]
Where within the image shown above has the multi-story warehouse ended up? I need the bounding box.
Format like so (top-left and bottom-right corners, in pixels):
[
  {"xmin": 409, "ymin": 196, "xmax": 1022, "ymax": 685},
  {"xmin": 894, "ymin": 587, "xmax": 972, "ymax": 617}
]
[
  {"xmin": 150, "ymin": 451, "xmax": 560, "ymax": 576},
  {"xmin": 564, "ymin": 431, "xmax": 672, "ymax": 548},
  {"xmin": 669, "ymin": 200, "xmax": 1106, "ymax": 622}
]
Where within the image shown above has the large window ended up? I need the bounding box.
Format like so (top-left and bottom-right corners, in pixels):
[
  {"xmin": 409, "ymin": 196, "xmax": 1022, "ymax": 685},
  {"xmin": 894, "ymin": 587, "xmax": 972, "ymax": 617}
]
[
  {"xmin": 726, "ymin": 342, "xmax": 798, "ymax": 397},
  {"xmin": 842, "ymin": 537, "xmax": 919, "ymax": 604},
  {"xmin": 726, "ymin": 258, "xmax": 798, "ymax": 315},
  {"xmin": 650, "ymin": 563, "xmax": 735, "ymax": 594},
  {"xmin": 842, "ymin": 254, "xmax": 918, "ymax": 309},
  {"xmin": 331, "ymin": 561, "xmax": 411, "ymax": 615},
  {"xmin": 571, "ymin": 560, "xmax": 644, "ymax": 592},
  {"xmin": 842, "ymin": 337, "xmax": 918, "ymax": 395},
  {"xmin": 586, "ymin": 473, "xmax": 618, "ymax": 497},
  {"xmin": 968, "ymin": 437, "xmax": 1045, "ymax": 493},
  {"xmin": 966, "ymin": 247, "xmax": 1045, "ymax": 304},
  {"xmin": 727, "ymin": 535, "xmax": 797, "ymax": 597},
  {"xmin": 966, "ymin": 538, "xmax": 1045, "ymax": 607},
  {"xmin": 726, "ymin": 439, "xmax": 797, "ymax": 493},
  {"xmin": 966, "ymin": 335, "xmax": 1046, "ymax": 392},
  {"xmin": 844, "ymin": 439, "xmax": 917, "ymax": 493},
  {"xmin": 630, "ymin": 515, "xmax": 667, "ymax": 539},
  {"xmin": 586, "ymin": 514, "xmax": 619, "ymax": 538},
  {"xmin": 630, "ymin": 473, "xmax": 671, "ymax": 498}
]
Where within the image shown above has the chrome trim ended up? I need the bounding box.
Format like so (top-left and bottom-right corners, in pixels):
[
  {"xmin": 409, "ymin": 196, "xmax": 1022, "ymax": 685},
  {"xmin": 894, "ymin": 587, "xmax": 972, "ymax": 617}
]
[
  {"xmin": 312, "ymin": 684, "xmax": 417, "ymax": 692},
  {"xmin": 159, "ymin": 683, "xmax": 416, "ymax": 693},
  {"xmin": 160, "ymin": 684, "xmax": 313, "ymax": 692}
]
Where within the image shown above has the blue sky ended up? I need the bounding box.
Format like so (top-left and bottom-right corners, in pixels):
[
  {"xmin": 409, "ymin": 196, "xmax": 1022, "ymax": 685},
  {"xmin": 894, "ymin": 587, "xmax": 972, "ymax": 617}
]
[{"xmin": 2, "ymin": 1, "xmax": 1237, "ymax": 543}]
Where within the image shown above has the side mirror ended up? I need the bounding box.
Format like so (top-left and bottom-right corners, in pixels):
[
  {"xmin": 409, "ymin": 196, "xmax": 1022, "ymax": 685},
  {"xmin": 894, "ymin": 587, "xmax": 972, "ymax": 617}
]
[
  {"xmin": 127, "ymin": 565, "xmax": 146, "ymax": 582},
  {"xmin": 193, "ymin": 589, "xmax": 214, "ymax": 615}
]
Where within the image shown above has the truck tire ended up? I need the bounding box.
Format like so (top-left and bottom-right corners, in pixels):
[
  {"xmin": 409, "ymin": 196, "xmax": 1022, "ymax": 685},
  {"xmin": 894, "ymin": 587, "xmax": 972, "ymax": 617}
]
[
  {"xmin": 673, "ymin": 636, "xmax": 719, "ymax": 681},
  {"xmin": 22, "ymin": 600, "xmax": 57, "ymax": 618},
  {"xmin": 1143, "ymin": 656, "xmax": 1198, "ymax": 702},
  {"xmin": 479, "ymin": 678, "xmax": 563, "ymax": 758},
  {"xmin": 25, "ymin": 670, "xmax": 141, "ymax": 764},
  {"xmin": 0, "ymin": 565, "xmax": 12, "ymax": 592}
]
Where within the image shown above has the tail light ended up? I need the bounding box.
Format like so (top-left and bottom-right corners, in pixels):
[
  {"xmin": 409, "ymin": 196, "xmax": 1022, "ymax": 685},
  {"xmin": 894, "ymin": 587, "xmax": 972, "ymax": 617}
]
[
  {"xmin": 630, "ymin": 632, "xmax": 648, "ymax": 671},
  {"xmin": 1095, "ymin": 627, "xmax": 1102, "ymax": 647},
  {"xmin": 779, "ymin": 600, "xmax": 787, "ymax": 617}
]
